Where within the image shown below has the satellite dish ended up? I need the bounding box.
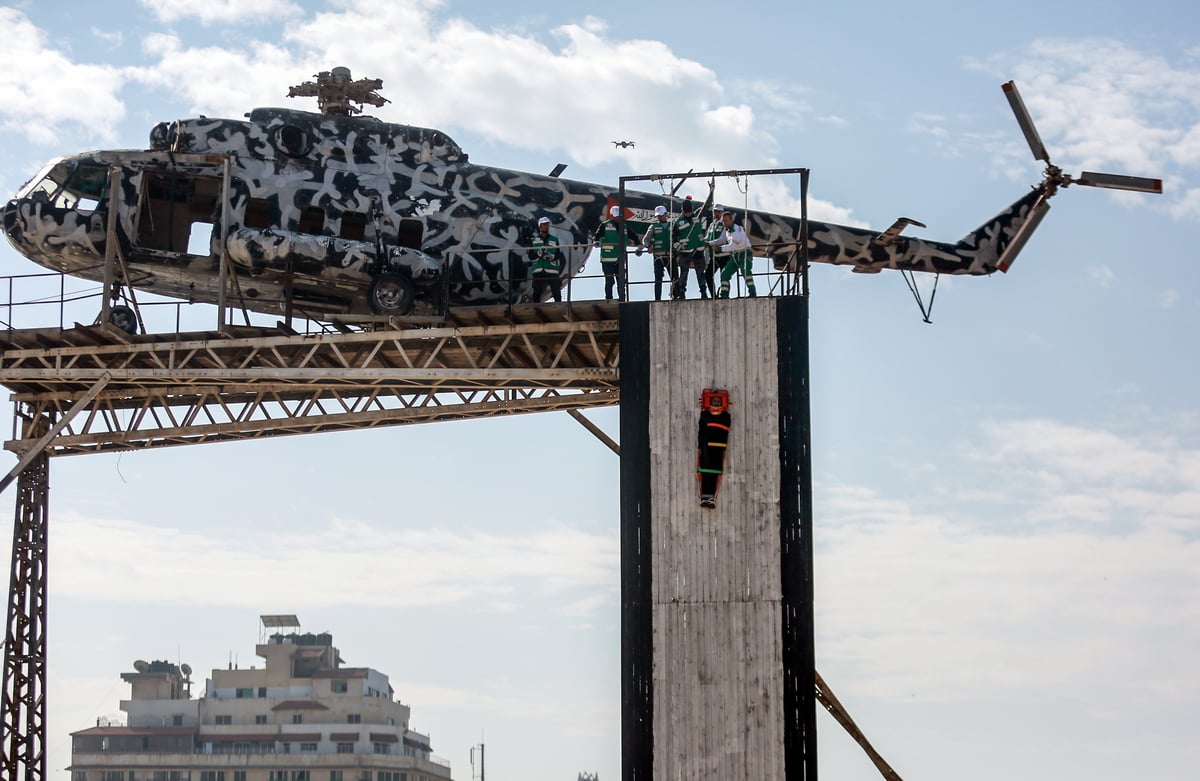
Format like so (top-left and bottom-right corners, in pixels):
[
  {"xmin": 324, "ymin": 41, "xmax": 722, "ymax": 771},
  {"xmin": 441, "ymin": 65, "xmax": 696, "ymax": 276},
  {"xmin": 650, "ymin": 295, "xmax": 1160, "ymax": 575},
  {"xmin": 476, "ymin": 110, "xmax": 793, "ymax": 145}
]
[
  {"xmin": 180, "ymin": 663, "xmax": 192, "ymax": 677},
  {"xmin": 133, "ymin": 660, "xmax": 149, "ymax": 673}
]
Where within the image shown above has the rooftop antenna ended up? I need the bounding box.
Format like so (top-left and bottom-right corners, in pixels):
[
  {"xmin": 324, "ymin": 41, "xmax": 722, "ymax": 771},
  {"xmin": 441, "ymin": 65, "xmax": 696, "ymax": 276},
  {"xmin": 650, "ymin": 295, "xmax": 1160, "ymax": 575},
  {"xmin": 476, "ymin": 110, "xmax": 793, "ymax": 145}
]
[{"xmin": 470, "ymin": 739, "xmax": 484, "ymax": 781}]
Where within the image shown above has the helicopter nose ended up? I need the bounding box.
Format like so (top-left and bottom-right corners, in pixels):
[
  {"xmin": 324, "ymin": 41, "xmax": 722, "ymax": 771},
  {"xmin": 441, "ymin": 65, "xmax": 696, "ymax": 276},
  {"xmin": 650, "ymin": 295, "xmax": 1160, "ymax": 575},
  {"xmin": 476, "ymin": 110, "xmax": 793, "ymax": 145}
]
[{"xmin": 2, "ymin": 198, "xmax": 21, "ymax": 243}]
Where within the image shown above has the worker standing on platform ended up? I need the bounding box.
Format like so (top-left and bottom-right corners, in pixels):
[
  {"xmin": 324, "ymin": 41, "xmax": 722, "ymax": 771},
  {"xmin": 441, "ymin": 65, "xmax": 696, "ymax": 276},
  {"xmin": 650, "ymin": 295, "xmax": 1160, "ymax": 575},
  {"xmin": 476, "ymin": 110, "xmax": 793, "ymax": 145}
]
[
  {"xmin": 708, "ymin": 208, "xmax": 757, "ymax": 298},
  {"xmin": 529, "ymin": 216, "xmax": 564, "ymax": 302},
  {"xmin": 701, "ymin": 204, "xmax": 728, "ymax": 298},
  {"xmin": 593, "ymin": 205, "xmax": 640, "ymax": 301},
  {"xmin": 641, "ymin": 205, "xmax": 673, "ymax": 301},
  {"xmin": 670, "ymin": 196, "xmax": 709, "ymax": 300}
]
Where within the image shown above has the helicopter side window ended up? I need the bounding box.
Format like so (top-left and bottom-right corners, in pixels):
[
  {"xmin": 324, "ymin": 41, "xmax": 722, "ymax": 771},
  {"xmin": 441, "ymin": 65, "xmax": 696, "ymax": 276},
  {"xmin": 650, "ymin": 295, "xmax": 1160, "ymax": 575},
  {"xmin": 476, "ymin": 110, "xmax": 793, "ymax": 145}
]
[
  {"xmin": 339, "ymin": 213, "xmax": 367, "ymax": 241},
  {"xmin": 298, "ymin": 206, "xmax": 325, "ymax": 236},
  {"xmin": 244, "ymin": 198, "xmax": 272, "ymax": 229},
  {"xmin": 396, "ymin": 218, "xmax": 423, "ymax": 250}
]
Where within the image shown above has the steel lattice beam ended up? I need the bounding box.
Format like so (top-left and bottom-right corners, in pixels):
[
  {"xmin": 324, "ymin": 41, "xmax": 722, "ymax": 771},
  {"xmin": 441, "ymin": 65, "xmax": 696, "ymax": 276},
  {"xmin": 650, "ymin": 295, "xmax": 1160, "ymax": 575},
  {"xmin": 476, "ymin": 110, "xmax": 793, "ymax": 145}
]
[
  {"xmin": 0, "ymin": 304, "xmax": 622, "ymax": 455},
  {"xmin": 1, "ymin": 450, "xmax": 48, "ymax": 781}
]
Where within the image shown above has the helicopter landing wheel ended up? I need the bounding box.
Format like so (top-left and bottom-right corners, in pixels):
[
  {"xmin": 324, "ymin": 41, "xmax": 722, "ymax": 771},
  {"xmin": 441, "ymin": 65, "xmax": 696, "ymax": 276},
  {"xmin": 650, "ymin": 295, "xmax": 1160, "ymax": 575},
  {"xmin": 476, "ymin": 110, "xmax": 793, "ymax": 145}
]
[
  {"xmin": 368, "ymin": 272, "xmax": 415, "ymax": 316},
  {"xmin": 108, "ymin": 305, "xmax": 138, "ymax": 334}
]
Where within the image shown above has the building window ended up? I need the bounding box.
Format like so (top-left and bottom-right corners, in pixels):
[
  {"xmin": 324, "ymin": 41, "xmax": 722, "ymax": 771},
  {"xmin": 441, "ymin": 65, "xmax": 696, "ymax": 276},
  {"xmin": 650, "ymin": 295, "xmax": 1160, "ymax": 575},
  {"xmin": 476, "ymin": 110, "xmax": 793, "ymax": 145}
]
[
  {"xmin": 291, "ymin": 773, "xmax": 310, "ymax": 781},
  {"xmin": 101, "ymin": 773, "xmax": 125, "ymax": 781},
  {"xmin": 270, "ymin": 773, "xmax": 288, "ymax": 781},
  {"xmin": 359, "ymin": 774, "xmax": 372, "ymax": 781},
  {"xmin": 172, "ymin": 715, "xmax": 184, "ymax": 726},
  {"xmin": 346, "ymin": 713, "xmax": 361, "ymax": 724},
  {"xmin": 214, "ymin": 715, "xmax": 232, "ymax": 725},
  {"xmin": 200, "ymin": 773, "xmax": 225, "ymax": 781},
  {"xmin": 330, "ymin": 773, "xmax": 343, "ymax": 781},
  {"xmin": 236, "ymin": 688, "xmax": 255, "ymax": 698},
  {"xmin": 336, "ymin": 742, "xmax": 354, "ymax": 754},
  {"xmin": 331, "ymin": 680, "xmax": 348, "ymax": 693},
  {"xmin": 234, "ymin": 774, "xmax": 246, "ymax": 781},
  {"xmin": 373, "ymin": 743, "xmax": 390, "ymax": 755},
  {"xmin": 292, "ymin": 714, "xmax": 303, "ymax": 724},
  {"xmin": 74, "ymin": 773, "xmax": 87, "ymax": 781},
  {"xmin": 299, "ymin": 743, "xmax": 317, "ymax": 753},
  {"xmin": 281, "ymin": 743, "xmax": 290, "ymax": 754},
  {"xmin": 255, "ymin": 715, "xmax": 268, "ymax": 724},
  {"xmin": 258, "ymin": 687, "xmax": 267, "ymax": 698}
]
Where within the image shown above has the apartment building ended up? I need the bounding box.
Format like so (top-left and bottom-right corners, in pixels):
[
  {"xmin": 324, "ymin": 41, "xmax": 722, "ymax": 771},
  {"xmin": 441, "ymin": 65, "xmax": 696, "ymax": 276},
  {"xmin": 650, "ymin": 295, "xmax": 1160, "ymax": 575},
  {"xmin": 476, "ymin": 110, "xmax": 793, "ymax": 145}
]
[{"xmin": 69, "ymin": 615, "xmax": 453, "ymax": 781}]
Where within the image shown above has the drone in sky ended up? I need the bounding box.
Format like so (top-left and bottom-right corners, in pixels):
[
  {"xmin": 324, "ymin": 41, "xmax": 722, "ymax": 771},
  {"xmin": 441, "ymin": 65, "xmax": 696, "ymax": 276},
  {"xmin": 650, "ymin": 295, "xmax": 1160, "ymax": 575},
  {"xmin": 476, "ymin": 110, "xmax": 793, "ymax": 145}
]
[{"xmin": 612, "ymin": 140, "xmax": 636, "ymax": 149}]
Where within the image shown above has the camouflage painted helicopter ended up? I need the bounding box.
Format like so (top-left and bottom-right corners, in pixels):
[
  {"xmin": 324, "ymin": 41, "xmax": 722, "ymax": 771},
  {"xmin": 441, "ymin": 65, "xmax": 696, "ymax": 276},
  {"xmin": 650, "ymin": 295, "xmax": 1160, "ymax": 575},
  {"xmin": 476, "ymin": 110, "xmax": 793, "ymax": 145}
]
[{"xmin": 1, "ymin": 70, "xmax": 1162, "ymax": 331}]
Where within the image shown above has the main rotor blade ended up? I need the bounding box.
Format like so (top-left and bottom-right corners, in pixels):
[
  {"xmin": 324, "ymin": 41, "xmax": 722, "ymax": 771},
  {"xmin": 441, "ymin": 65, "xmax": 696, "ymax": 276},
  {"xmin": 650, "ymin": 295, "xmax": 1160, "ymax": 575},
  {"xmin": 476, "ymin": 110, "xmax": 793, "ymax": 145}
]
[
  {"xmin": 1076, "ymin": 171, "xmax": 1163, "ymax": 194},
  {"xmin": 1002, "ymin": 81, "xmax": 1050, "ymax": 163}
]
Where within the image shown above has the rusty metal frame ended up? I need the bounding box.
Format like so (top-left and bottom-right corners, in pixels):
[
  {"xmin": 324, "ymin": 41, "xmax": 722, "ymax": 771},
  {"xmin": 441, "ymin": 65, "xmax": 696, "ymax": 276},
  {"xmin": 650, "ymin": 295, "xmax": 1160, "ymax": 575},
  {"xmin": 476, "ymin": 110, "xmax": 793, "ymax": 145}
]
[
  {"xmin": 0, "ymin": 304, "xmax": 620, "ymax": 780},
  {"xmin": 0, "ymin": 307, "xmax": 621, "ymax": 455}
]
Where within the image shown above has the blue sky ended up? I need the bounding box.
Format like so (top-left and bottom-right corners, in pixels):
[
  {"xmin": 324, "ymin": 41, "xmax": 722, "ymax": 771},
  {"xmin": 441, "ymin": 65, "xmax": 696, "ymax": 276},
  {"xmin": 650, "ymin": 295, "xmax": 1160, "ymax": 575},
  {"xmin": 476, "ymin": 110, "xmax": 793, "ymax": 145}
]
[{"xmin": 1, "ymin": 1, "xmax": 1199, "ymax": 780}]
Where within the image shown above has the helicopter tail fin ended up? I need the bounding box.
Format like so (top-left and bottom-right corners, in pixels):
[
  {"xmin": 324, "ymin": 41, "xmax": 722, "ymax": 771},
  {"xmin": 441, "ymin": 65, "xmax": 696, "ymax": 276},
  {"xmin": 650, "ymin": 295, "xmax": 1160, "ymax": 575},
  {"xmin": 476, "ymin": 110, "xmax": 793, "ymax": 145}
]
[{"xmin": 958, "ymin": 187, "xmax": 1051, "ymax": 274}]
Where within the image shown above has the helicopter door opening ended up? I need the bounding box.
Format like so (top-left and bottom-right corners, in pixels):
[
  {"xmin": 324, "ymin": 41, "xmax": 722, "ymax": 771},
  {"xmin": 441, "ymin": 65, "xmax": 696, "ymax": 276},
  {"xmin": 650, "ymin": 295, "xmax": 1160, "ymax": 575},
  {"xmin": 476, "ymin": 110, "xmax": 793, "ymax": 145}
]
[
  {"xmin": 397, "ymin": 218, "xmax": 423, "ymax": 250},
  {"xmin": 134, "ymin": 172, "xmax": 222, "ymax": 258}
]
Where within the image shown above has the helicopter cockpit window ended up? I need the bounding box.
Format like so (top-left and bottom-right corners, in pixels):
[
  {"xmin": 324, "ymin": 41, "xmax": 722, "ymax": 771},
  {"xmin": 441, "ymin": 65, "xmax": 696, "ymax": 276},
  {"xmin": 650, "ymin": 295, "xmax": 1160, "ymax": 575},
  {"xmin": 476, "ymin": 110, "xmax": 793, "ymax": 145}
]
[{"xmin": 17, "ymin": 159, "xmax": 109, "ymax": 212}]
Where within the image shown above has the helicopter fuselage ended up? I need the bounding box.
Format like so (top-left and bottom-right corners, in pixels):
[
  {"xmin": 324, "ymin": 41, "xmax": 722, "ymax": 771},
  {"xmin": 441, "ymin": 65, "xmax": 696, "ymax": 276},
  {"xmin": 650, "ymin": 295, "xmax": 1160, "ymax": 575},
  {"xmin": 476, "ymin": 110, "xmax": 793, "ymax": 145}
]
[{"xmin": 3, "ymin": 104, "xmax": 1041, "ymax": 321}]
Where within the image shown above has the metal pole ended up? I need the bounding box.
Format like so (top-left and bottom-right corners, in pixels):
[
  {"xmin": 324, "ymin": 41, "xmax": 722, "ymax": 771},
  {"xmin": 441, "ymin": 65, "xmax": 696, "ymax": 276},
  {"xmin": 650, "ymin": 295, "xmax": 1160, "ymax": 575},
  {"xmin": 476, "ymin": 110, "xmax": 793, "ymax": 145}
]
[
  {"xmin": 1, "ymin": 441, "xmax": 49, "ymax": 781},
  {"xmin": 217, "ymin": 156, "xmax": 231, "ymax": 330}
]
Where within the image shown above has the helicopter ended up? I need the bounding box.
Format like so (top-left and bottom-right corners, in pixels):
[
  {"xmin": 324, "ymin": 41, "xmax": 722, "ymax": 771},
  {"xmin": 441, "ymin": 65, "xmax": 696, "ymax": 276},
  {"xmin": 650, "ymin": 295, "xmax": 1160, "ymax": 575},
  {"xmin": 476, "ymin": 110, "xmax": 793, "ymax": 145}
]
[{"xmin": 1, "ymin": 71, "xmax": 1162, "ymax": 331}]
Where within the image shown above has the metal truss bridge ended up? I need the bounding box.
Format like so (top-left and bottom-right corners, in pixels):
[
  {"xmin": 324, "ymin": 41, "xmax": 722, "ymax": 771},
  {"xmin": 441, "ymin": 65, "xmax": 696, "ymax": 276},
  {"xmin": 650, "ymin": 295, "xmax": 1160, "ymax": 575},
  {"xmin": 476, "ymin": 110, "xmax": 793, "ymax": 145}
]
[
  {"xmin": 0, "ymin": 302, "xmax": 620, "ymax": 457},
  {"xmin": 0, "ymin": 300, "xmax": 620, "ymax": 780}
]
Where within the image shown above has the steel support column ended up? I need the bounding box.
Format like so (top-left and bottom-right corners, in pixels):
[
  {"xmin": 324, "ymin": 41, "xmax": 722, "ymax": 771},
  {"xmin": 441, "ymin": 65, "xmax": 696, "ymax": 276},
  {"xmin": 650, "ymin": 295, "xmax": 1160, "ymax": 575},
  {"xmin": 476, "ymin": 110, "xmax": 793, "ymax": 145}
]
[{"xmin": 1, "ymin": 449, "xmax": 48, "ymax": 781}]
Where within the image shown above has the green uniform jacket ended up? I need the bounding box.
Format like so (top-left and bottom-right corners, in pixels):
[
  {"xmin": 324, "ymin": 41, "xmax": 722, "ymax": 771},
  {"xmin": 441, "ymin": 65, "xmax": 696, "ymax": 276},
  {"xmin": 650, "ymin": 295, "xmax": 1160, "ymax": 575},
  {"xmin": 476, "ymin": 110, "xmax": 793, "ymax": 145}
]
[
  {"xmin": 594, "ymin": 219, "xmax": 641, "ymax": 262},
  {"xmin": 529, "ymin": 233, "xmax": 563, "ymax": 275},
  {"xmin": 642, "ymin": 221, "xmax": 671, "ymax": 255},
  {"xmin": 672, "ymin": 213, "xmax": 707, "ymax": 252},
  {"xmin": 704, "ymin": 220, "xmax": 728, "ymax": 260}
]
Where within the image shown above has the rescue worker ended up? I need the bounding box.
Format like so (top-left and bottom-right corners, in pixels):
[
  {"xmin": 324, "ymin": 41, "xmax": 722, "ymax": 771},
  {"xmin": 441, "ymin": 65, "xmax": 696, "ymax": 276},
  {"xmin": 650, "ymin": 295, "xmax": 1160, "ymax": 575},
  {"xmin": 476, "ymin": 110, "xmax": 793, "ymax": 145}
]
[
  {"xmin": 708, "ymin": 208, "xmax": 757, "ymax": 298},
  {"xmin": 670, "ymin": 196, "xmax": 709, "ymax": 299},
  {"xmin": 701, "ymin": 203, "xmax": 728, "ymax": 298},
  {"xmin": 641, "ymin": 205, "xmax": 673, "ymax": 300},
  {"xmin": 529, "ymin": 216, "xmax": 564, "ymax": 302},
  {"xmin": 593, "ymin": 204, "xmax": 640, "ymax": 301}
]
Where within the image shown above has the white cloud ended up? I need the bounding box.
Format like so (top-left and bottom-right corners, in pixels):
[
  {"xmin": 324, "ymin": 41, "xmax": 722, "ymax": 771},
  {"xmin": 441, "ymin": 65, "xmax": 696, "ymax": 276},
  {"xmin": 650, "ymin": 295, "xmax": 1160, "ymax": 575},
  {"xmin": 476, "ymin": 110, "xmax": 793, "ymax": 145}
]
[
  {"xmin": 138, "ymin": 0, "xmax": 303, "ymax": 25},
  {"xmin": 1090, "ymin": 264, "xmax": 1116, "ymax": 287},
  {"xmin": 51, "ymin": 514, "xmax": 618, "ymax": 613},
  {"xmin": 0, "ymin": 8, "xmax": 127, "ymax": 144},
  {"xmin": 816, "ymin": 415, "xmax": 1200, "ymax": 711}
]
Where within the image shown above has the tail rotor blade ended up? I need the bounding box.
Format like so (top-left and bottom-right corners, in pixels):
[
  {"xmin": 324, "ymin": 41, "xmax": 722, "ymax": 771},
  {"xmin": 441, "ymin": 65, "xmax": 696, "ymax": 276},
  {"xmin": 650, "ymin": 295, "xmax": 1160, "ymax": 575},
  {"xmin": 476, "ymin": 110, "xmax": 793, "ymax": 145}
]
[
  {"xmin": 1076, "ymin": 171, "xmax": 1163, "ymax": 194},
  {"xmin": 1002, "ymin": 81, "xmax": 1050, "ymax": 163}
]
